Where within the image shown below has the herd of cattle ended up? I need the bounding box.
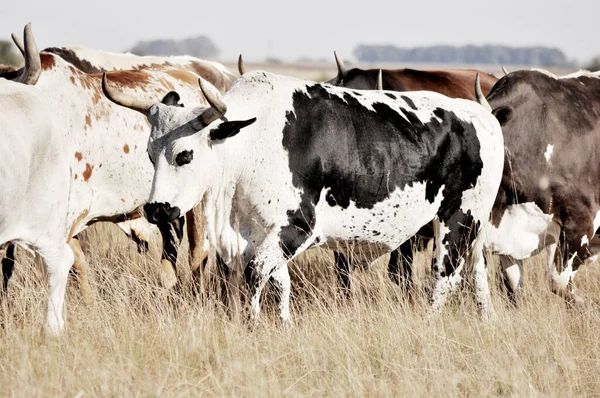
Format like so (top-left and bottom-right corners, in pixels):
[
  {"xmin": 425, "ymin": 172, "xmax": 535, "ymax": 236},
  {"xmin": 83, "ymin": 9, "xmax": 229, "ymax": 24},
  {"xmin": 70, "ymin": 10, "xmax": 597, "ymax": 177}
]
[{"xmin": 1, "ymin": 23, "xmax": 599, "ymax": 335}]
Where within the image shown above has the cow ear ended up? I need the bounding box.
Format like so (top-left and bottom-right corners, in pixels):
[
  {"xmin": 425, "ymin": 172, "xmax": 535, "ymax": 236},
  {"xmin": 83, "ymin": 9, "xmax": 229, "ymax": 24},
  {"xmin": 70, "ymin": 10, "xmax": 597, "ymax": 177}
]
[
  {"xmin": 161, "ymin": 91, "xmax": 183, "ymax": 107},
  {"xmin": 209, "ymin": 118, "xmax": 257, "ymax": 141}
]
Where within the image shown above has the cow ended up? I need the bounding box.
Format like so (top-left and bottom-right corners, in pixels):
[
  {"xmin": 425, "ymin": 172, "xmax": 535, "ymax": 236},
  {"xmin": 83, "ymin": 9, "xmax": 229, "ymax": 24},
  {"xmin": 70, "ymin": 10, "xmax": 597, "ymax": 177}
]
[
  {"xmin": 474, "ymin": 69, "xmax": 600, "ymax": 304},
  {"xmin": 1, "ymin": 26, "xmax": 236, "ymax": 303},
  {"xmin": 0, "ymin": 24, "xmax": 220, "ymax": 329},
  {"xmin": 324, "ymin": 52, "xmax": 500, "ymax": 297},
  {"xmin": 102, "ymin": 70, "xmax": 505, "ymax": 322},
  {"xmin": 9, "ymin": 35, "xmax": 235, "ymax": 93},
  {"xmin": 0, "ymin": 24, "xmax": 73, "ymax": 335}
]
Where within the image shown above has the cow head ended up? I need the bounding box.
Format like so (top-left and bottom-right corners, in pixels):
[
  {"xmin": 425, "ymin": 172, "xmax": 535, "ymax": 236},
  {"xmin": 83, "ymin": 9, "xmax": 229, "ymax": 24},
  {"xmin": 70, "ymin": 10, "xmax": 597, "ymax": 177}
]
[{"xmin": 102, "ymin": 73, "xmax": 256, "ymax": 224}]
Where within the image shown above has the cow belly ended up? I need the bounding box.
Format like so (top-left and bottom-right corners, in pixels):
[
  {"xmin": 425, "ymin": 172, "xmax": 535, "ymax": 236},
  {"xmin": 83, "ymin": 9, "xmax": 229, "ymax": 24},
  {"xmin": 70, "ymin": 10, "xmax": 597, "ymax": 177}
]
[
  {"xmin": 314, "ymin": 183, "xmax": 442, "ymax": 263},
  {"xmin": 484, "ymin": 202, "xmax": 560, "ymax": 259}
]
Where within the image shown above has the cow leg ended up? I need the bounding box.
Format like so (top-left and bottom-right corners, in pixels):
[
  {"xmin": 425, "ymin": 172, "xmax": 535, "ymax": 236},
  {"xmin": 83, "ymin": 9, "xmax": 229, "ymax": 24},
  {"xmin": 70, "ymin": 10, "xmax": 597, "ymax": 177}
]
[
  {"xmin": 470, "ymin": 236, "xmax": 495, "ymax": 320},
  {"xmin": 1, "ymin": 244, "xmax": 16, "ymax": 299},
  {"xmin": 429, "ymin": 211, "xmax": 481, "ymax": 315},
  {"xmin": 157, "ymin": 216, "xmax": 185, "ymax": 289},
  {"xmin": 499, "ymin": 255, "xmax": 523, "ymax": 305},
  {"xmin": 389, "ymin": 239, "xmax": 415, "ymax": 295},
  {"xmin": 186, "ymin": 207, "xmax": 208, "ymax": 276},
  {"xmin": 334, "ymin": 251, "xmax": 351, "ymax": 298},
  {"xmin": 244, "ymin": 234, "xmax": 289, "ymax": 324},
  {"xmin": 39, "ymin": 241, "xmax": 74, "ymax": 336},
  {"xmin": 216, "ymin": 254, "xmax": 230, "ymax": 306},
  {"xmin": 270, "ymin": 265, "xmax": 291, "ymax": 323},
  {"xmin": 550, "ymin": 228, "xmax": 589, "ymax": 305},
  {"xmin": 68, "ymin": 238, "xmax": 94, "ymax": 305}
]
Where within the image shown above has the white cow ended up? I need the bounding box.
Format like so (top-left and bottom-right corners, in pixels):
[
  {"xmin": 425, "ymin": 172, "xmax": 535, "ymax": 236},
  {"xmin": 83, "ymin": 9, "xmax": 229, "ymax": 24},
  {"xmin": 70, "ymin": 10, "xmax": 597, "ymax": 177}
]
[{"xmin": 0, "ymin": 25, "xmax": 72, "ymax": 335}]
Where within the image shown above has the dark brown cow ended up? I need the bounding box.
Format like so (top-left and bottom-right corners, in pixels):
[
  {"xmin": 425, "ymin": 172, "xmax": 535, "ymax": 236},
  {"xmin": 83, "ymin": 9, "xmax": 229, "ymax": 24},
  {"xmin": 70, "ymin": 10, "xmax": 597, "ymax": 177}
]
[
  {"xmin": 325, "ymin": 52, "xmax": 499, "ymax": 296},
  {"xmin": 475, "ymin": 69, "xmax": 600, "ymax": 304}
]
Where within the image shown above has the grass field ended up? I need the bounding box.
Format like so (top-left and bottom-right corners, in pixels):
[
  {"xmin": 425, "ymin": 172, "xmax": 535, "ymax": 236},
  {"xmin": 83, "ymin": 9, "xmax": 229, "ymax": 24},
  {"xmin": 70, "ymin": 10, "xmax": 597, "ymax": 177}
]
[
  {"xmin": 2, "ymin": 222, "xmax": 600, "ymax": 397},
  {"xmin": 0, "ymin": 62, "xmax": 594, "ymax": 396}
]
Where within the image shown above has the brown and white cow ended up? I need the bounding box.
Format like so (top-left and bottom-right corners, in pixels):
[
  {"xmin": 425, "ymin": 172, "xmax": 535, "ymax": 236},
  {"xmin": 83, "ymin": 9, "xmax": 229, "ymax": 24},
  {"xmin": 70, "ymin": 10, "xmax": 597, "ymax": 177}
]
[{"xmin": 0, "ymin": 24, "xmax": 226, "ymax": 315}]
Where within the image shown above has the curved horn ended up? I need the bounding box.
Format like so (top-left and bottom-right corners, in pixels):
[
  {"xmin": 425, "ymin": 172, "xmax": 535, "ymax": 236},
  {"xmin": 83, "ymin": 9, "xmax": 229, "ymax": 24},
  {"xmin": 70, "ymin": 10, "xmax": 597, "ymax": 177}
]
[
  {"xmin": 194, "ymin": 78, "xmax": 227, "ymax": 128},
  {"xmin": 238, "ymin": 54, "xmax": 246, "ymax": 76},
  {"xmin": 15, "ymin": 23, "xmax": 41, "ymax": 85},
  {"xmin": 101, "ymin": 73, "xmax": 154, "ymax": 114},
  {"xmin": 334, "ymin": 50, "xmax": 346, "ymax": 78},
  {"xmin": 377, "ymin": 69, "xmax": 383, "ymax": 90},
  {"xmin": 475, "ymin": 73, "xmax": 492, "ymax": 112},
  {"xmin": 501, "ymin": 66, "xmax": 509, "ymax": 76},
  {"xmin": 11, "ymin": 33, "xmax": 25, "ymax": 57}
]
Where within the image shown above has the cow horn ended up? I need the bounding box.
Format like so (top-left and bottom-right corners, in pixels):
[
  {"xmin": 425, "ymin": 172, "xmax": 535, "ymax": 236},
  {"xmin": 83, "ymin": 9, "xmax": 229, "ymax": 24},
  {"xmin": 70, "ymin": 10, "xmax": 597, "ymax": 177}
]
[
  {"xmin": 11, "ymin": 33, "xmax": 25, "ymax": 57},
  {"xmin": 193, "ymin": 78, "xmax": 227, "ymax": 129},
  {"xmin": 334, "ymin": 51, "xmax": 346, "ymax": 78},
  {"xmin": 15, "ymin": 23, "xmax": 41, "ymax": 85},
  {"xmin": 377, "ymin": 69, "xmax": 383, "ymax": 90},
  {"xmin": 475, "ymin": 73, "xmax": 492, "ymax": 112},
  {"xmin": 101, "ymin": 73, "xmax": 154, "ymax": 114},
  {"xmin": 238, "ymin": 54, "xmax": 246, "ymax": 76},
  {"xmin": 501, "ymin": 66, "xmax": 509, "ymax": 76}
]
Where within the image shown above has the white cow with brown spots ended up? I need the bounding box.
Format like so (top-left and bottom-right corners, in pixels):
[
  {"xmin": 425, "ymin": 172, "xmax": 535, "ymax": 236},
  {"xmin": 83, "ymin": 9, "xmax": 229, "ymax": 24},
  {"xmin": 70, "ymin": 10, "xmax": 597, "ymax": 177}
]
[
  {"xmin": 2, "ymin": 27, "xmax": 236, "ymax": 302},
  {"xmin": 0, "ymin": 24, "xmax": 226, "ymax": 332}
]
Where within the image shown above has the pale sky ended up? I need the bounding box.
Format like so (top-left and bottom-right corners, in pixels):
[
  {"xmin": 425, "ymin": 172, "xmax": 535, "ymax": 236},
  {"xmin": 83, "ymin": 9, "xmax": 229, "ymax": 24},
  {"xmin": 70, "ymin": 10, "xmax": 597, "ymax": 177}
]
[{"xmin": 2, "ymin": 0, "xmax": 598, "ymax": 64}]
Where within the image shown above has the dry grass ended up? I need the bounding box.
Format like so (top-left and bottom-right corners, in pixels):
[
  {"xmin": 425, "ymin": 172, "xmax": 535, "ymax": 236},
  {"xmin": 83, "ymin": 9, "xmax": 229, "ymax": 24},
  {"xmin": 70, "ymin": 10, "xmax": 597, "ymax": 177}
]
[{"xmin": 1, "ymin": 224, "xmax": 600, "ymax": 396}]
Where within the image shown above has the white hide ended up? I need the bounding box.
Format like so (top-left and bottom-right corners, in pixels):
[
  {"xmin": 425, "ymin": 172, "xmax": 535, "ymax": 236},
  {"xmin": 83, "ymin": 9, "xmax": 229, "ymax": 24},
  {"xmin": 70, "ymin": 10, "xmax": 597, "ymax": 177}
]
[
  {"xmin": 0, "ymin": 79, "xmax": 73, "ymax": 335},
  {"xmin": 484, "ymin": 202, "xmax": 560, "ymax": 260},
  {"xmin": 60, "ymin": 46, "xmax": 233, "ymax": 77}
]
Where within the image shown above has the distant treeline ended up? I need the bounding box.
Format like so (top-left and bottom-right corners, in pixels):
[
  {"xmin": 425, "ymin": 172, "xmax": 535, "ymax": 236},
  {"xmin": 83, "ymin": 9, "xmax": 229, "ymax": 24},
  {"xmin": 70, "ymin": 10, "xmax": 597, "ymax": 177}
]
[
  {"xmin": 354, "ymin": 44, "xmax": 573, "ymax": 66},
  {"xmin": 127, "ymin": 36, "xmax": 219, "ymax": 58}
]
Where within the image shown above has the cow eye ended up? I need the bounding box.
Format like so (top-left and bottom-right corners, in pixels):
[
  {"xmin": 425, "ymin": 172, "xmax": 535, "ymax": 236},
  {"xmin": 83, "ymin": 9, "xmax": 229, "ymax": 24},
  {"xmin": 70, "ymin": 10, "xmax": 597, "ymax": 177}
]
[{"xmin": 175, "ymin": 150, "xmax": 194, "ymax": 166}]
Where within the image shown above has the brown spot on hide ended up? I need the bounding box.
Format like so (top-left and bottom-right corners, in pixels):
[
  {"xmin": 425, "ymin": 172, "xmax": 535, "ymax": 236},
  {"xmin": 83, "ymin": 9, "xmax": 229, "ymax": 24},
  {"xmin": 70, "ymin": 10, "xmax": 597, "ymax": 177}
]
[
  {"xmin": 164, "ymin": 69, "xmax": 199, "ymax": 87},
  {"xmin": 75, "ymin": 152, "xmax": 83, "ymax": 161},
  {"xmin": 83, "ymin": 163, "xmax": 94, "ymax": 181},
  {"xmin": 40, "ymin": 53, "xmax": 56, "ymax": 71},
  {"xmin": 69, "ymin": 76, "xmax": 75, "ymax": 84},
  {"xmin": 123, "ymin": 144, "xmax": 130, "ymax": 154},
  {"xmin": 85, "ymin": 114, "xmax": 92, "ymax": 128},
  {"xmin": 92, "ymin": 91, "xmax": 102, "ymax": 104},
  {"xmin": 74, "ymin": 174, "xmax": 78, "ymax": 180},
  {"xmin": 107, "ymin": 70, "xmax": 151, "ymax": 89}
]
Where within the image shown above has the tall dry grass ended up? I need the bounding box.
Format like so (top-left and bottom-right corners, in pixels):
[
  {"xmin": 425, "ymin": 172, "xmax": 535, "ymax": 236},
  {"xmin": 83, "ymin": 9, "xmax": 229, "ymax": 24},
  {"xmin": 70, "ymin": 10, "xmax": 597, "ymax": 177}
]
[{"xmin": 1, "ymin": 223, "xmax": 600, "ymax": 396}]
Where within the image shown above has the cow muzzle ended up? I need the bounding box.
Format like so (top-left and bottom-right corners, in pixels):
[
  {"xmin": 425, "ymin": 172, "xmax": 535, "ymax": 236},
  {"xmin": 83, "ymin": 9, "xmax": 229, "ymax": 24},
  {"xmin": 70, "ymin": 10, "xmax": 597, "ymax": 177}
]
[{"xmin": 143, "ymin": 202, "xmax": 181, "ymax": 224}]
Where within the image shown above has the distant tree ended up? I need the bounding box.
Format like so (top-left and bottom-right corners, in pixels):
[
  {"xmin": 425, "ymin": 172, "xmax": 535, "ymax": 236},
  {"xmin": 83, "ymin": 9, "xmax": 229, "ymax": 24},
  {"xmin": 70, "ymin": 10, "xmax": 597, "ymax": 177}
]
[
  {"xmin": 353, "ymin": 44, "xmax": 572, "ymax": 67},
  {"xmin": 0, "ymin": 40, "xmax": 22, "ymax": 67},
  {"xmin": 586, "ymin": 56, "xmax": 600, "ymax": 71},
  {"xmin": 127, "ymin": 36, "xmax": 219, "ymax": 58}
]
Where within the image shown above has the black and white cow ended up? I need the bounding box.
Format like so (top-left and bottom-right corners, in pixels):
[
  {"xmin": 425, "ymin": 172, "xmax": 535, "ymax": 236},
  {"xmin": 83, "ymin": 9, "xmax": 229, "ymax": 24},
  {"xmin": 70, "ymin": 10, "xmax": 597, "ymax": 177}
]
[
  {"xmin": 474, "ymin": 69, "xmax": 600, "ymax": 303},
  {"xmin": 103, "ymin": 71, "xmax": 504, "ymax": 321}
]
